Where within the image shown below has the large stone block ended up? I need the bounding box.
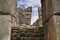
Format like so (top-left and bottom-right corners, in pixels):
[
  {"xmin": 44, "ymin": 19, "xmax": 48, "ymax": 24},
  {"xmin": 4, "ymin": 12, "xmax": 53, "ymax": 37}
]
[
  {"xmin": 54, "ymin": 15, "xmax": 60, "ymax": 40},
  {"xmin": 0, "ymin": 0, "xmax": 9, "ymax": 13},
  {"xmin": 0, "ymin": 0, "xmax": 16, "ymax": 14},
  {"xmin": 52, "ymin": 0, "xmax": 60, "ymax": 14},
  {"xmin": 0, "ymin": 15, "xmax": 11, "ymax": 40}
]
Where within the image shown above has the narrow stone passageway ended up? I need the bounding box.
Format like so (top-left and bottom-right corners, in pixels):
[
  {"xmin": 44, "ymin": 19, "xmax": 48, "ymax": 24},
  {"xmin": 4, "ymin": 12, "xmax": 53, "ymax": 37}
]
[{"xmin": 0, "ymin": 0, "xmax": 60, "ymax": 40}]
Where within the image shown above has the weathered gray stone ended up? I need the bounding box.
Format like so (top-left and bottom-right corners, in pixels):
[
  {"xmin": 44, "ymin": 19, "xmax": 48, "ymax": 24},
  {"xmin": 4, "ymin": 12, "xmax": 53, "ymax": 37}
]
[
  {"xmin": 0, "ymin": 0, "xmax": 9, "ymax": 13},
  {"xmin": 0, "ymin": 15, "xmax": 11, "ymax": 40},
  {"xmin": 11, "ymin": 12, "xmax": 20, "ymax": 27},
  {"xmin": 54, "ymin": 15, "xmax": 60, "ymax": 40},
  {"xmin": 52, "ymin": 0, "xmax": 60, "ymax": 14}
]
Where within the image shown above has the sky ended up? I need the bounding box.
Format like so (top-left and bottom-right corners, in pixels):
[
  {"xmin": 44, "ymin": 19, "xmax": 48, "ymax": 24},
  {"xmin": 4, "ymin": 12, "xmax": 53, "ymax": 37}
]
[{"xmin": 17, "ymin": 0, "xmax": 41, "ymax": 25}]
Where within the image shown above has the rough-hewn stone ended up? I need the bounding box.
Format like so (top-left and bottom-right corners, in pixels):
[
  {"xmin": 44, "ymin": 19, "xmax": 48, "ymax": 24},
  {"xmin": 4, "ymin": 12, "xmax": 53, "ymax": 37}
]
[
  {"xmin": 54, "ymin": 15, "xmax": 60, "ymax": 40},
  {"xmin": 0, "ymin": 0, "xmax": 16, "ymax": 14},
  {"xmin": 0, "ymin": 15, "xmax": 11, "ymax": 40},
  {"xmin": 52, "ymin": 0, "xmax": 60, "ymax": 13}
]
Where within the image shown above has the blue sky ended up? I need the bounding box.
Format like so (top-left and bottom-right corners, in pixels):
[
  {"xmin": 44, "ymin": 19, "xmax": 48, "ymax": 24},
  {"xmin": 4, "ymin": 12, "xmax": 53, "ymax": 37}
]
[
  {"xmin": 17, "ymin": 0, "xmax": 41, "ymax": 25},
  {"xmin": 17, "ymin": 0, "xmax": 41, "ymax": 8}
]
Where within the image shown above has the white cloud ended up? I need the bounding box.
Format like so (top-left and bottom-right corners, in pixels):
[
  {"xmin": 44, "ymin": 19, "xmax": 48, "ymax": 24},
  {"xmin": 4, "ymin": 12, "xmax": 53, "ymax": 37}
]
[
  {"xmin": 31, "ymin": 15, "xmax": 39, "ymax": 25},
  {"xmin": 31, "ymin": 7, "xmax": 39, "ymax": 25}
]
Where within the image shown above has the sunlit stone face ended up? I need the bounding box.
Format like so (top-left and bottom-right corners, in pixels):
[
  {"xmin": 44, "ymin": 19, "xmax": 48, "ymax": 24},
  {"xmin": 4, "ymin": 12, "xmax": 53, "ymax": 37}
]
[{"xmin": 0, "ymin": 15, "xmax": 11, "ymax": 40}]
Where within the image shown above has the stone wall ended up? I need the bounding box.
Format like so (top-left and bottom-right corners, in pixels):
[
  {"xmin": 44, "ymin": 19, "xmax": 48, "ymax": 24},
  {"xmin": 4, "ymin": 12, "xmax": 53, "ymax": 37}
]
[
  {"xmin": 11, "ymin": 11, "xmax": 20, "ymax": 27},
  {"xmin": 0, "ymin": 15, "xmax": 11, "ymax": 40},
  {"xmin": 52, "ymin": 0, "xmax": 60, "ymax": 40},
  {"xmin": 38, "ymin": 7, "xmax": 43, "ymax": 27},
  {"xmin": 0, "ymin": 0, "xmax": 20, "ymax": 40},
  {"xmin": 0, "ymin": 0, "xmax": 16, "ymax": 14},
  {"xmin": 52, "ymin": 0, "xmax": 60, "ymax": 13},
  {"xmin": 54, "ymin": 15, "xmax": 60, "ymax": 40}
]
